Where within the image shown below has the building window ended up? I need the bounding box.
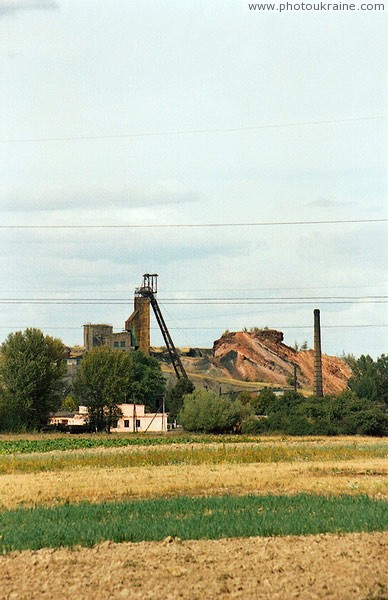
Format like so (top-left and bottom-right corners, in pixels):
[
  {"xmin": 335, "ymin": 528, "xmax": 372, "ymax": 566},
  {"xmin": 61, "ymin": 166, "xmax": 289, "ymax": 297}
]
[
  {"xmin": 120, "ymin": 341, "xmax": 126, "ymax": 347},
  {"xmin": 113, "ymin": 341, "xmax": 119, "ymax": 348},
  {"xmin": 124, "ymin": 419, "xmax": 130, "ymax": 428},
  {"xmin": 136, "ymin": 419, "xmax": 140, "ymax": 428}
]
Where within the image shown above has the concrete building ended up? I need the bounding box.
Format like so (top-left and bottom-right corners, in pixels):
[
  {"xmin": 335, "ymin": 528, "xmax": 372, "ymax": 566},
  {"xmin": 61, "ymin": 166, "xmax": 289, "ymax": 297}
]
[
  {"xmin": 83, "ymin": 323, "xmax": 133, "ymax": 353},
  {"xmin": 50, "ymin": 405, "xmax": 88, "ymax": 428},
  {"xmin": 111, "ymin": 403, "xmax": 167, "ymax": 433},
  {"xmin": 49, "ymin": 403, "xmax": 168, "ymax": 433}
]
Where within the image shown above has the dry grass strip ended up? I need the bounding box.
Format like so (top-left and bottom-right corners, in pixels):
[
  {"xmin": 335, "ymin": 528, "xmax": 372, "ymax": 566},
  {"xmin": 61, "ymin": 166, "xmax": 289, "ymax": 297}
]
[
  {"xmin": 1, "ymin": 458, "xmax": 387, "ymax": 509},
  {"xmin": 1, "ymin": 532, "xmax": 387, "ymax": 599},
  {"xmin": 2, "ymin": 439, "xmax": 387, "ymax": 475}
]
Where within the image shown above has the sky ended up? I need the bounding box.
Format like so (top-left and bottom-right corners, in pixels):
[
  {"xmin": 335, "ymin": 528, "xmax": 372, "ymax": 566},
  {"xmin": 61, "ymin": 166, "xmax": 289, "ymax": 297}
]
[{"xmin": 0, "ymin": 0, "xmax": 387, "ymax": 358}]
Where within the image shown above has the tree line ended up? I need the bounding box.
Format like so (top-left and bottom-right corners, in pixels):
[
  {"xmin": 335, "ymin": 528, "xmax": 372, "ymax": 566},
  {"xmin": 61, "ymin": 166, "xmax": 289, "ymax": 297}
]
[
  {"xmin": 178, "ymin": 355, "xmax": 388, "ymax": 436},
  {"xmin": 0, "ymin": 329, "xmax": 165, "ymax": 432},
  {"xmin": 0, "ymin": 327, "xmax": 386, "ymax": 435}
]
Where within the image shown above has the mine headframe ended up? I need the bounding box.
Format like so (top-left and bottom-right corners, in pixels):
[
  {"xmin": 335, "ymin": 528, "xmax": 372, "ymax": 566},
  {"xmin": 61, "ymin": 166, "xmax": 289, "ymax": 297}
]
[{"xmin": 136, "ymin": 274, "xmax": 188, "ymax": 380}]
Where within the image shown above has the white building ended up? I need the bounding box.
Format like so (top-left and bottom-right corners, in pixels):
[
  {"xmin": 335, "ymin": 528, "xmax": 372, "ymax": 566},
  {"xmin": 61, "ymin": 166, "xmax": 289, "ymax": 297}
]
[
  {"xmin": 111, "ymin": 403, "xmax": 167, "ymax": 433},
  {"xmin": 49, "ymin": 403, "xmax": 168, "ymax": 433}
]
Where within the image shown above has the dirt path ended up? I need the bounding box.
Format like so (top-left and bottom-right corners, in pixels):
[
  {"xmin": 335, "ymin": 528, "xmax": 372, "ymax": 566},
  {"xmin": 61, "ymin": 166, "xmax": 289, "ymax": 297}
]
[{"xmin": 1, "ymin": 532, "xmax": 387, "ymax": 599}]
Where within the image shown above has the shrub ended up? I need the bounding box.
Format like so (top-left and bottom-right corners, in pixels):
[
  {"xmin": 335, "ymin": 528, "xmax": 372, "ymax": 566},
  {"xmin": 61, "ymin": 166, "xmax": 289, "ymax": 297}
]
[
  {"xmin": 179, "ymin": 389, "xmax": 242, "ymax": 433},
  {"xmin": 240, "ymin": 415, "xmax": 268, "ymax": 434}
]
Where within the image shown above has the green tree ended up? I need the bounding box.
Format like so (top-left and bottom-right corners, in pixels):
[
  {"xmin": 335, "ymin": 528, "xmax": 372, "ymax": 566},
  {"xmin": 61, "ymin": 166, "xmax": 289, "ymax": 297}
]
[
  {"xmin": 125, "ymin": 351, "xmax": 166, "ymax": 412},
  {"xmin": 62, "ymin": 395, "xmax": 79, "ymax": 412},
  {"xmin": 251, "ymin": 388, "xmax": 277, "ymax": 415},
  {"xmin": 376, "ymin": 354, "xmax": 388, "ymax": 406},
  {"xmin": 326, "ymin": 389, "xmax": 388, "ymax": 435},
  {"xmin": 165, "ymin": 377, "xmax": 195, "ymax": 422},
  {"xmin": 347, "ymin": 354, "xmax": 388, "ymax": 408},
  {"xmin": 179, "ymin": 389, "xmax": 245, "ymax": 433},
  {"xmin": 0, "ymin": 328, "xmax": 66, "ymax": 431},
  {"xmin": 73, "ymin": 346, "xmax": 129, "ymax": 432},
  {"xmin": 348, "ymin": 354, "xmax": 379, "ymax": 402},
  {"xmin": 73, "ymin": 348, "xmax": 166, "ymax": 432}
]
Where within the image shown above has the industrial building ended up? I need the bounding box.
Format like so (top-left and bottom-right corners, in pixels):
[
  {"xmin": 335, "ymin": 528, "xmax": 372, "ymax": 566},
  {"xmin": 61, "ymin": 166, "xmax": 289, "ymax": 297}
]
[
  {"xmin": 49, "ymin": 403, "xmax": 168, "ymax": 433},
  {"xmin": 83, "ymin": 289, "xmax": 151, "ymax": 355}
]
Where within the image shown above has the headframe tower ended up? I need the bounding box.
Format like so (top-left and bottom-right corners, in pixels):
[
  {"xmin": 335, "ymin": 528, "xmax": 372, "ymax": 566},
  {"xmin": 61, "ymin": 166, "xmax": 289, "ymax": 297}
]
[{"xmin": 126, "ymin": 274, "xmax": 188, "ymax": 380}]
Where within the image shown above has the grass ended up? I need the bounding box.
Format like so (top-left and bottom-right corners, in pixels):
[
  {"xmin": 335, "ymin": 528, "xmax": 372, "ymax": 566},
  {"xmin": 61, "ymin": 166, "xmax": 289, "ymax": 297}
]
[
  {"xmin": 0, "ymin": 434, "xmax": 214, "ymax": 454},
  {"xmin": 1, "ymin": 458, "xmax": 387, "ymax": 509},
  {"xmin": 0, "ymin": 442, "xmax": 387, "ymax": 474},
  {"xmin": 0, "ymin": 493, "xmax": 386, "ymax": 553},
  {"xmin": 1, "ymin": 433, "xmax": 386, "ymax": 456}
]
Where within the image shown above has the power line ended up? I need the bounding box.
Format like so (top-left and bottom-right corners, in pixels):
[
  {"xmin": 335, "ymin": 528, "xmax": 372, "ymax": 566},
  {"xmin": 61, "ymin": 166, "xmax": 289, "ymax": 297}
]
[
  {"xmin": 0, "ymin": 218, "xmax": 386, "ymax": 229},
  {"xmin": 3, "ymin": 285, "xmax": 387, "ymax": 294},
  {"xmin": 0, "ymin": 324, "xmax": 386, "ymax": 331},
  {"xmin": 0, "ymin": 300, "xmax": 386, "ymax": 305},
  {"xmin": 157, "ymin": 301, "xmax": 388, "ymax": 305},
  {"xmin": 0, "ymin": 295, "xmax": 385, "ymax": 301},
  {"xmin": 1, "ymin": 115, "xmax": 387, "ymax": 144}
]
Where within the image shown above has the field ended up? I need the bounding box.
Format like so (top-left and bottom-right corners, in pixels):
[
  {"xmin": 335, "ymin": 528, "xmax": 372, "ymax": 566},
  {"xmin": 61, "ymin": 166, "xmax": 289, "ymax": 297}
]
[{"xmin": 0, "ymin": 434, "xmax": 387, "ymax": 599}]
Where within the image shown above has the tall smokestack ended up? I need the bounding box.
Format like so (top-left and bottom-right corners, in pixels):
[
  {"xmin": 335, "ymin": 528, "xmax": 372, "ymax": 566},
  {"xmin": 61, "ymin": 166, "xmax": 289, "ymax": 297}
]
[{"xmin": 313, "ymin": 309, "xmax": 323, "ymax": 397}]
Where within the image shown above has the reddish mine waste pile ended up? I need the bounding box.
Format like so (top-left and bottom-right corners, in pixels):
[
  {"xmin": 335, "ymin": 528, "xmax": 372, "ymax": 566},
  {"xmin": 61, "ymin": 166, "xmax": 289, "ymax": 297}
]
[{"xmin": 212, "ymin": 330, "xmax": 352, "ymax": 394}]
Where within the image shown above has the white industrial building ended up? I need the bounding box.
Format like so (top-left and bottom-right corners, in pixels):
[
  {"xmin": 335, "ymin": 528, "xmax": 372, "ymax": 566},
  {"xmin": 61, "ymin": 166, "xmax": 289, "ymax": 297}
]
[{"xmin": 50, "ymin": 403, "xmax": 168, "ymax": 433}]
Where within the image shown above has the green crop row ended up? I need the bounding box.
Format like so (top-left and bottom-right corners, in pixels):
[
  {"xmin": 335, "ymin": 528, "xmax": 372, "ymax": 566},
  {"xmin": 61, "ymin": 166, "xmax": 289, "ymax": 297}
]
[
  {"xmin": 1, "ymin": 434, "xmax": 388, "ymax": 456},
  {"xmin": 0, "ymin": 434, "xmax": 252, "ymax": 455},
  {"xmin": 0, "ymin": 493, "xmax": 386, "ymax": 553},
  {"xmin": 1, "ymin": 443, "xmax": 387, "ymax": 474}
]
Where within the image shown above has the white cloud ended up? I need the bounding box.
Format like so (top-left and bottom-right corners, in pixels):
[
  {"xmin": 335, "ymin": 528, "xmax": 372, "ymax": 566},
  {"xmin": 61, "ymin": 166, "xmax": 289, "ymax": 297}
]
[
  {"xmin": 0, "ymin": 0, "xmax": 58, "ymax": 15},
  {"xmin": 2, "ymin": 181, "xmax": 198, "ymax": 212}
]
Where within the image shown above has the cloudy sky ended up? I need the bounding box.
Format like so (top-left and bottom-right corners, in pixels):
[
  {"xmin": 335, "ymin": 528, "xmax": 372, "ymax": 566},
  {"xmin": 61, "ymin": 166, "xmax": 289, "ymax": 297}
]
[{"xmin": 0, "ymin": 0, "xmax": 387, "ymax": 357}]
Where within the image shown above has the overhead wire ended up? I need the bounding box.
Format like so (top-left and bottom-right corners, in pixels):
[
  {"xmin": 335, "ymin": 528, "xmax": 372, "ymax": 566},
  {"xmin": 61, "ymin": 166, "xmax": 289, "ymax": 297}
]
[
  {"xmin": 4, "ymin": 285, "xmax": 386, "ymax": 293},
  {"xmin": 1, "ymin": 115, "xmax": 387, "ymax": 144},
  {"xmin": 0, "ymin": 218, "xmax": 386, "ymax": 229},
  {"xmin": 0, "ymin": 298, "xmax": 385, "ymax": 305},
  {"xmin": 0, "ymin": 324, "xmax": 385, "ymax": 331},
  {"xmin": 0, "ymin": 294, "xmax": 388, "ymax": 305}
]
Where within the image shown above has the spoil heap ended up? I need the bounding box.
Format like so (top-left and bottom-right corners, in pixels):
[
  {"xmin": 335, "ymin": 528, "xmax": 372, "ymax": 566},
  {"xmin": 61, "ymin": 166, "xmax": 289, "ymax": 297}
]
[{"xmin": 212, "ymin": 329, "xmax": 351, "ymax": 394}]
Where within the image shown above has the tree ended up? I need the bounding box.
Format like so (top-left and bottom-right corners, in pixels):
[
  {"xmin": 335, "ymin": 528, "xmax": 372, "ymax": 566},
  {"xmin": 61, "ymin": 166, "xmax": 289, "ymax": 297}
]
[
  {"xmin": 74, "ymin": 346, "xmax": 129, "ymax": 432},
  {"xmin": 347, "ymin": 353, "xmax": 388, "ymax": 407},
  {"xmin": 73, "ymin": 347, "xmax": 166, "ymax": 432},
  {"xmin": 62, "ymin": 395, "xmax": 79, "ymax": 412},
  {"xmin": 376, "ymin": 354, "xmax": 388, "ymax": 406},
  {"xmin": 179, "ymin": 389, "xmax": 248, "ymax": 433},
  {"xmin": 0, "ymin": 328, "xmax": 66, "ymax": 431},
  {"xmin": 125, "ymin": 351, "xmax": 166, "ymax": 412},
  {"xmin": 251, "ymin": 388, "xmax": 277, "ymax": 415},
  {"xmin": 348, "ymin": 354, "xmax": 379, "ymax": 402},
  {"xmin": 165, "ymin": 378, "xmax": 195, "ymax": 422}
]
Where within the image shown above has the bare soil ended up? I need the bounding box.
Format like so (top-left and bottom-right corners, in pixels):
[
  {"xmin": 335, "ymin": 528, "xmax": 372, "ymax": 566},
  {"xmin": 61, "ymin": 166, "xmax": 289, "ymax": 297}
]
[
  {"xmin": 212, "ymin": 330, "xmax": 351, "ymax": 394},
  {"xmin": 1, "ymin": 532, "xmax": 387, "ymax": 599}
]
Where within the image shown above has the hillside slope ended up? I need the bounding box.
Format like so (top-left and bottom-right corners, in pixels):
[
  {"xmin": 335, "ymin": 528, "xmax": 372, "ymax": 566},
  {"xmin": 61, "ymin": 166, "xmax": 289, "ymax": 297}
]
[
  {"xmin": 212, "ymin": 330, "xmax": 351, "ymax": 394},
  {"xmin": 154, "ymin": 329, "xmax": 351, "ymax": 395}
]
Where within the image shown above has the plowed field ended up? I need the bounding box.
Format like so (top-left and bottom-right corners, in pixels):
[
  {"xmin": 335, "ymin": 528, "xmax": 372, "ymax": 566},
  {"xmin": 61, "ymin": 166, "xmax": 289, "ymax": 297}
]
[
  {"xmin": 1, "ymin": 435, "xmax": 387, "ymax": 599},
  {"xmin": 1, "ymin": 533, "xmax": 387, "ymax": 599}
]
